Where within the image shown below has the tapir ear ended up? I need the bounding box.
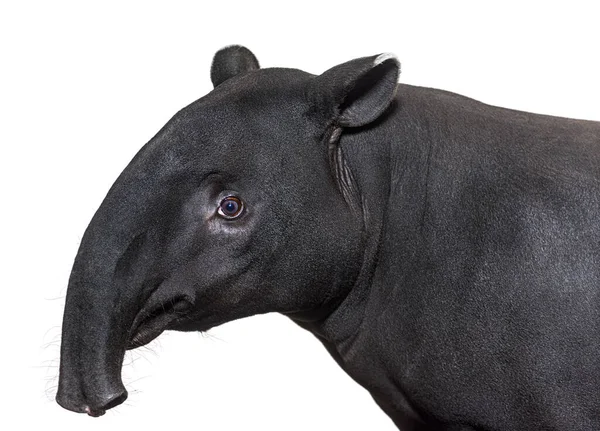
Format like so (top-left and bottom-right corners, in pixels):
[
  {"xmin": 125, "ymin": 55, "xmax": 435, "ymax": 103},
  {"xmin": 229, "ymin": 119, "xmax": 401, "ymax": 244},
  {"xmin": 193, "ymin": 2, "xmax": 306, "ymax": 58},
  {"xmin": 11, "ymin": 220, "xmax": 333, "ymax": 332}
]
[
  {"xmin": 210, "ymin": 45, "xmax": 260, "ymax": 87},
  {"xmin": 311, "ymin": 53, "xmax": 400, "ymax": 128}
]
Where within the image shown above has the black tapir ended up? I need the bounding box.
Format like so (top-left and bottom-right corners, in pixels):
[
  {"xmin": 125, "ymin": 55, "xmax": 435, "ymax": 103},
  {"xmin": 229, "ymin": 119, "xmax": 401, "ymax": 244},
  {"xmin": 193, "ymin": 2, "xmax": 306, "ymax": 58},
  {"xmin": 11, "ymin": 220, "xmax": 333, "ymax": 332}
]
[{"xmin": 56, "ymin": 45, "xmax": 600, "ymax": 430}]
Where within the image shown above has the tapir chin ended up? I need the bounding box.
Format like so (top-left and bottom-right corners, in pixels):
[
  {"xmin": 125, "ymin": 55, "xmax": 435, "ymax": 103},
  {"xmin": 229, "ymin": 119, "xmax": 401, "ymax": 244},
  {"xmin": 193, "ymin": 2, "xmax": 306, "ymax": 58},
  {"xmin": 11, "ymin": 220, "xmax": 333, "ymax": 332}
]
[{"xmin": 57, "ymin": 45, "xmax": 600, "ymax": 430}]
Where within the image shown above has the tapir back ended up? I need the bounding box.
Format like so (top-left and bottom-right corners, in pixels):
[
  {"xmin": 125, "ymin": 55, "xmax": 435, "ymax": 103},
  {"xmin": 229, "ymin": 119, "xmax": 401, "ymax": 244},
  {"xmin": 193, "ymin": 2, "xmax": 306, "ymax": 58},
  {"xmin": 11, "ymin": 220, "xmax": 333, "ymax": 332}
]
[{"xmin": 344, "ymin": 83, "xmax": 600, "ymax": 430}]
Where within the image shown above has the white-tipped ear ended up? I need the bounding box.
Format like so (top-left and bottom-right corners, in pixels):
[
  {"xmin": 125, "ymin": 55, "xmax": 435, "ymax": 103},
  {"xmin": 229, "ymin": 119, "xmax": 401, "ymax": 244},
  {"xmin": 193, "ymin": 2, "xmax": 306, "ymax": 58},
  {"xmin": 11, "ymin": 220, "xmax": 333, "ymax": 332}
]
[
  {"xmin": 311, "ymin": 53, "xmax": 400, "ymax": 128},
  {"xmin": 374, "ymin": 53, "xmax": 397, "ymax": 66}
]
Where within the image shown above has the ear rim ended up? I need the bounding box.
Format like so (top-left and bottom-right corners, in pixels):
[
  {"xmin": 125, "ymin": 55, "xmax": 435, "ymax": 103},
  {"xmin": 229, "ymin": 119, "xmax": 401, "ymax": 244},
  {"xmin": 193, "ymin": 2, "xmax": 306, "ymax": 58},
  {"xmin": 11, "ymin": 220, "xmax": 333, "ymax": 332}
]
[
  {"xmin": 210, "ymin": 45, "xmax": 260, "ymax": 88},
  {"xmin": 337, "ymin": 53, "xmax": 400, "ymax": 128},
  {"xmin": 311, "ymin": 53, "xmax": 401, "ymax": 129}
]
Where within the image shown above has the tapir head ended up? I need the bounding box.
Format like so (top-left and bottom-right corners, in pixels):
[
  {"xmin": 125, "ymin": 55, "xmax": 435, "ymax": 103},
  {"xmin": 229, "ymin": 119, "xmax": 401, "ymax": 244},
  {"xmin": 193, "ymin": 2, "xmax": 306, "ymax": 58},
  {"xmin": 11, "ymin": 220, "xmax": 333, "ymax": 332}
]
[{"xmin": 56, "ymin": 46, "xmax": 400, "ymax": 416}]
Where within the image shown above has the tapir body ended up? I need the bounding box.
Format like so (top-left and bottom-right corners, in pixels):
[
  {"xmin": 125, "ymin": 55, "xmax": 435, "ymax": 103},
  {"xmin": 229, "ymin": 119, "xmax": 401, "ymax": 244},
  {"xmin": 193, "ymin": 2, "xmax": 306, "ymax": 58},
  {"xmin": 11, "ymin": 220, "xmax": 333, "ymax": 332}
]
[{"xmin": 57, "ymin": 46, "xmax": 600, "ymax": 430}]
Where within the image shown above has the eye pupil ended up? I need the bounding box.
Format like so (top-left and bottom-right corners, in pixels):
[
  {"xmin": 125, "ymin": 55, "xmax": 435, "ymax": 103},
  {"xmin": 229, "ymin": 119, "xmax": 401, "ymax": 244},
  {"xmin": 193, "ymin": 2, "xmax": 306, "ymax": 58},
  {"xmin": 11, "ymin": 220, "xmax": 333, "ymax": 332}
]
[
  {"xmin": 225, "ymin": 201, "xmax": 237, "ymax": 213},
  {"xmin": 218, "ymin": 196, "xmax": 243, "ymax": 219}
]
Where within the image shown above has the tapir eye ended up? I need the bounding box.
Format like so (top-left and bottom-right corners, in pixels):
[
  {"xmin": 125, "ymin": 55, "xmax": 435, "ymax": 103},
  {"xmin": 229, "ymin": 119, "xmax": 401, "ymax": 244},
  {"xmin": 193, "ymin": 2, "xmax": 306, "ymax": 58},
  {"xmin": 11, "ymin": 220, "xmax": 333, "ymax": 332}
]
[{"xmin": 217, "ymin": 196, "xmax": 244, "ymax": 219}]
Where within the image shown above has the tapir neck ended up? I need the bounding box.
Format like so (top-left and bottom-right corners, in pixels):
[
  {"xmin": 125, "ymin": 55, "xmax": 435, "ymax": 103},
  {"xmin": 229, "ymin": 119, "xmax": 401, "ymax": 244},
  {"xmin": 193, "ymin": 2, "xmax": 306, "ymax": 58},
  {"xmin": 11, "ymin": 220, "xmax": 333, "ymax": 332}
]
[{"xmin": 310, "ymin": 84, "xmax": 435, "ymax": 351}]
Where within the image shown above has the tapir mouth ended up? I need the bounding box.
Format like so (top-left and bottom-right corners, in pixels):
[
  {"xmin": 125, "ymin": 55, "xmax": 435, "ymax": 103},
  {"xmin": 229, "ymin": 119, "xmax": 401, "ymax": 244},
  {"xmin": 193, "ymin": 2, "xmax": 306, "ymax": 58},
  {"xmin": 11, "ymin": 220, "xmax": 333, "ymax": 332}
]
[{"xmin": 127, "ymin": 296, "xmax": 192, "ymax": 349}]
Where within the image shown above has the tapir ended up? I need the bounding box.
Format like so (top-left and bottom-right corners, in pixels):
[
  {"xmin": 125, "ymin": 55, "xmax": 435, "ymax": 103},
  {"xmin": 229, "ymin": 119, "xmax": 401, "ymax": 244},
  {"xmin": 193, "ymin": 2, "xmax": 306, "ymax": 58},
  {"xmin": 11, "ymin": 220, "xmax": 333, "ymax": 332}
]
[{"xmin": 57, "ymin": 45, "xmax": 600, "ymax": 430}]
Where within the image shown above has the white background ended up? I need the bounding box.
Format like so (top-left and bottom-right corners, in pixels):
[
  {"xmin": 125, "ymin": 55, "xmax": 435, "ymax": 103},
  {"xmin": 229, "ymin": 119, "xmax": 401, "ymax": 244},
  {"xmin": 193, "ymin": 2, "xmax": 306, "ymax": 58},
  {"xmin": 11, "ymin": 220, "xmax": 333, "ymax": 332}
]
[{"xmin": 2, "ymin": 1, "xmax": 599, "ymax": 429}]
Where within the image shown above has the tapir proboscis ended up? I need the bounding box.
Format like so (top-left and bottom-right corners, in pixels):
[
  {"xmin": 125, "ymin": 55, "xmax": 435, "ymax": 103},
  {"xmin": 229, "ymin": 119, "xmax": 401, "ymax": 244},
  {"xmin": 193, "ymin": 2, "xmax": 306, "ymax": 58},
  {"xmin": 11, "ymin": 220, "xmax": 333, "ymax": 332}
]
[{"xmin": 56, "ymin": 45, "xmax": 600, "ymax": 431}]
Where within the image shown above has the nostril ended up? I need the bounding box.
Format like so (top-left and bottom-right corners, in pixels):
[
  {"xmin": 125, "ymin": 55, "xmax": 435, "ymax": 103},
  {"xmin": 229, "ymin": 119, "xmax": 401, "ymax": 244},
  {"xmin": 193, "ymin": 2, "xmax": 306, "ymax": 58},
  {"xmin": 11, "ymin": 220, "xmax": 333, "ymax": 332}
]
[
  {"xmin": 102, "ymin": 390, "xmax": 128, "ymax": 411},
  {"xmin": 84, "ymin": 390, "xmax": 128, "ymax": 417},
  {"xmin": 57, "ymin": 364, "xmax": 128, "ymax": 416}
]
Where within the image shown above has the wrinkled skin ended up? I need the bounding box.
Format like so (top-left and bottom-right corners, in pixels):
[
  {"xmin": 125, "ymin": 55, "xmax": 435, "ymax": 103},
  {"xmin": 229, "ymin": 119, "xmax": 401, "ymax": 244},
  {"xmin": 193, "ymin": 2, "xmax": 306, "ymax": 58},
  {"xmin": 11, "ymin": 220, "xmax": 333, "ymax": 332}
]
[{"xmin": 58, "ymin": 46, "xmax": 600, "ymax": 430}]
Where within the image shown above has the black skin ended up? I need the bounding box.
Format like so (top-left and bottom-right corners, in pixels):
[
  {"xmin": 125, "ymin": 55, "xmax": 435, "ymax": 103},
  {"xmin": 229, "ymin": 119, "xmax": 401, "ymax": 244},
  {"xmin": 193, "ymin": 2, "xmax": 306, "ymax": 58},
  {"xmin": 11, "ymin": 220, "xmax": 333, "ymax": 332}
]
[{"xmin": 56, "ymin": 45, "xmax": 600, "ymax": 430}]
